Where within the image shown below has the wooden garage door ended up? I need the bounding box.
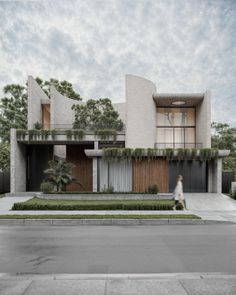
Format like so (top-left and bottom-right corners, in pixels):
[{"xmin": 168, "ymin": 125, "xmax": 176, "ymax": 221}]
[
  {"xmin": 66, "ymin": 145, "xmax": 93, "ymax": 191},
  {"xmin": 133, "ymin": 158, "xmax": 168, "ymax": 193}
]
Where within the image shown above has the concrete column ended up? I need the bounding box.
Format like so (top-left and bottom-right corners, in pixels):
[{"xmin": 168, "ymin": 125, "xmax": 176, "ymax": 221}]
[
  {"xmin": 94, "ymin": 141, "xmax": 99, "ymax": 149},
  {"xmin": 208, "ymin": 158, "xmax": 222, "ymax": 193},
  {"xmin": 10, "ymin": 129, "xmax": 26, "ymax": 193},
  {"xmin": 216, "ymin": 158, "xmax": 222, "ymax": 194},
  {"xmin": 92, "ymin": 158, "xmax": 98, "ymax": 192}
]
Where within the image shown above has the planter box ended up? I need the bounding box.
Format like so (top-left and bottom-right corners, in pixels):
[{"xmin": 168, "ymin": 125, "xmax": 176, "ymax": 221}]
[{"xmin": 36, "ymin": 193, "xmax": 173, "ymax": 201}]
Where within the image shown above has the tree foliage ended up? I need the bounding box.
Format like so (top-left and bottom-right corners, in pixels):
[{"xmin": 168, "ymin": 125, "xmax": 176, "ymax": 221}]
[
  {"xmin": 0, "ymin": 143, "xmax": 10, "ymax": 171},
  {"xmin": 211, "ymin": 122, "xmax": 236, "ymax": 172},
  {"xmin": 0, "ymin": 84, "xmax": 28, "ymax": 142},
  {"xmin": 72, "ymin": 98, "xmax": 124, "ymax": 130},
  {"xmin": 35, "ymin": 77, "xmax": 81, "ymax": 101},
  {"xmin": 0, "ymin": 78, "xmax": 81, "ymax": 142}
]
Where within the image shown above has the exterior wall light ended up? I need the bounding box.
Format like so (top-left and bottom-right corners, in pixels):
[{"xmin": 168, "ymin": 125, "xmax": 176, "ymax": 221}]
[{"xmin": 171, "ymin": 101, "xmax": 186, "ymax": 105}]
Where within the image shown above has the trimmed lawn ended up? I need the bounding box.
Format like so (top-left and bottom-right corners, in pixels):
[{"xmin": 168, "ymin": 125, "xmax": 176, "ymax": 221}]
[
  {"xmin": 12, "ymin": 197, "xmax": 176, "ymax": 211},
  {"xmin": 0, "ymin": 214, "xmax": 201, "ymax": 219}
]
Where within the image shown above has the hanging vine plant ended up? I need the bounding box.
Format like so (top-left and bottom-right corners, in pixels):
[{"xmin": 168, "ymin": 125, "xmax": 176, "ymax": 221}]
[
  {"xmin": 177, "ymin": 148, "xmax": 185, "ymax": 161},
  {"xmin": 122, "ymin": 148, "xmax": 132, "ymax": 161},
  {"xmin": 164, "ymin": 148, "xmax": 174, "ymax": 161},
  {"xmin": 51, "ymin": 129, "xmax": 56, "ymax": 140},
  {"xmin": 95, "ymin": 129, "xmax": 117, "ymax": 141},
  {"xmin": 132, "ymin": 148, "xmax": 145, "ymax": 161},
  {"xmin": 16, "ymin": 129, "xmax": 27, "ymax": 140},
  {"xmin": 72, "ymin": 129, "xmax": 84, "ymax": 140},
  {"xmin": 66, "ymin": 129, "xmax": 73, "ymax": 140}
]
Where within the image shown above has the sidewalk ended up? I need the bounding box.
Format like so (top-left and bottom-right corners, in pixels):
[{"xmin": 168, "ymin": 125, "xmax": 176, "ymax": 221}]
[{"xmin": 0, "ymin": 273, "xmax": 236, "ymax": 295}]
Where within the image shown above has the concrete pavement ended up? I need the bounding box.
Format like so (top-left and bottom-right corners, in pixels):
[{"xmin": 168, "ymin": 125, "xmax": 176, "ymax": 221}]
[{"xmin": 0, "ymin": 273, "xmax": 236, "ymax": 295}]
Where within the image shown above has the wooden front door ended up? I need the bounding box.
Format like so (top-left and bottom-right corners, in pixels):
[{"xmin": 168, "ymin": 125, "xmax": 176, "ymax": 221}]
[
  {"xmin": 66, "ymin": 145, "xmax": 93, "ymax": 192},
  {"xmin": 132, "ymin": 158, "xmax": 168, "ymax": 193}
]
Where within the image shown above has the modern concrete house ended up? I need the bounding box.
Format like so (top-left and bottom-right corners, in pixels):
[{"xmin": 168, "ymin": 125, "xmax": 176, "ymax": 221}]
[{"xmin": 10, "ymin": 75, "xmax": 229, "ymax": 194}]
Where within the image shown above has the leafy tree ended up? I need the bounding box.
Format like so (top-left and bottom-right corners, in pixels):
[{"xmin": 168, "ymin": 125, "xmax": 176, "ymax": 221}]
[
  {"xmin": 0, "ymin": 78, "xmax": 81, "ymax": 142},
  {"xmin": 43, "ymin": 160, "xmax": 76, "ymax": 192},
  {"xmin": 0, "ymin": 143, "xmax": 10, "ymax": 171},
  {"xmin": 0, "ymin": 84, "xmax": 28, "ymax": 142},
  {"xmin": 211, "ymin": 122, "xmax": 236, "ymax": 172},
  {"xmin": 72, "ymin": 98, "xmax": 124, "ymax": 130},
  {"xmin": 35, "ymin": 77, "xmax": 81, "ymax": 101}
]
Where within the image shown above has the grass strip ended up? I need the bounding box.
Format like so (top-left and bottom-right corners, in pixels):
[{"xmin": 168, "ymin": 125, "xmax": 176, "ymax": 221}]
[
  {"xmin": 12, "ymin": 197, "xmax": 176, "ymax": 211},
  {"xmin": 0, "ymin": 214, "xmax": 201, "ymax": 219}
]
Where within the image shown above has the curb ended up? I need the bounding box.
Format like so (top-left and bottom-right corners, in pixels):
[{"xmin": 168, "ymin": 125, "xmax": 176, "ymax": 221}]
[
  {"xmin": 0, "ymin": 218, "xmax": 234, "ymax": 226},
  {"xmin": 1, "ymin": 272, "xmax": 236, "ymax": 280}
]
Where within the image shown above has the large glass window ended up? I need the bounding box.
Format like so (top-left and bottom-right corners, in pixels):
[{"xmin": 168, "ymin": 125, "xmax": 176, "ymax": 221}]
[{"xmin": 156, "ymin": 108, "xmax": 196, "ymax": 148}]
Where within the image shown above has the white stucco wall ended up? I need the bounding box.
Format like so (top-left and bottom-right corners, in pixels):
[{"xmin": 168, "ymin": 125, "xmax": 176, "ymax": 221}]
[
  {"xmin": 113, "ymin": 102, "xmax": 126, "ymax": 125},
  {"xmin": 125, "ymin": 74, "xmax": 156, "ymax": 148},
  {"xmin": 196, "ymin": 90, "xmax": 211, "ymax": 148},
  {"xmin": 10, "ymin": 129, "xmax": 26, "ymax": 192},
  {"xmin": 27, "ymin": 76, "xmax": 49, "ymax": 129},
  {"xmin": 50, "ymin": 85, "xmax": 80, "ymax": 127}
]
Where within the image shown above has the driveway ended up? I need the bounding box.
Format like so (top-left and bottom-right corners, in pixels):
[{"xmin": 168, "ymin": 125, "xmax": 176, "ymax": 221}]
[{"xmin": 185, "ymin": 193, "xmax": 236, "ymax": 211}]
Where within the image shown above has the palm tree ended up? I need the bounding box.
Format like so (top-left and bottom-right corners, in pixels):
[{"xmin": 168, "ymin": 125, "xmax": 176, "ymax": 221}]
[{"xmin": 44, "ymin": 160, "xmax": 76, "ymax": 192}]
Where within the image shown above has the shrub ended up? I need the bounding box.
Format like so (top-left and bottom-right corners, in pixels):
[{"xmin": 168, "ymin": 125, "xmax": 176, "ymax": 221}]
[
  {"xmin": 147, "ymin": 184, "xmax": 159, "ymax": 194},
  {"xmin": 33, "ymin": 122, "xmax": 42, "ymax": 130},
  {"xmin": 101, "ymin": 184, "xmax": 114, "ymax": 193},
  {"xmin": 40, "ymin": 181, "xmax": 54, "ymax": 193}
]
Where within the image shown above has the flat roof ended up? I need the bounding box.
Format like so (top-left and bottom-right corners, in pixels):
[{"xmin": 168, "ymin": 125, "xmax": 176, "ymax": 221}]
[{"xmin": 152, "ymin": 93, "xmax": 204, "ymax": 107}]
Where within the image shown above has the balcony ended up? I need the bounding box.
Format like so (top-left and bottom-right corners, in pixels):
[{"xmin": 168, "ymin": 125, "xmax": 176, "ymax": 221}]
[
  {"xmin": 16, "ymin": 125, "xmax": 125, "ymax": 144},
  {"xmin": 155, "ymin": 142, "xmax": 203, "ymax": 149}
]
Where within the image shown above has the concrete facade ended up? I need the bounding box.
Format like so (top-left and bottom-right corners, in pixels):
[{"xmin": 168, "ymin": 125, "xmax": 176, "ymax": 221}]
[
  {"xmin": 196, "ymin": 90, "xmax": 211, "ymax": 148},
  {"xmin": 50, "ymin": 85, "xmax": 77, "ymax": 128},
  {"xmin": 27, "ymin": 76, "xmax": 49, "ymax": 129},
  {"xmin": 10, "ymin": 75, "xmax": 228, "ymax": 194},
  {"xmin": 125, "ymin": 74, "xmax": 156, "ymax": 148},
  {"xmin": 10, "ymin": 129, "xmax": 26, "ymax": 193}
]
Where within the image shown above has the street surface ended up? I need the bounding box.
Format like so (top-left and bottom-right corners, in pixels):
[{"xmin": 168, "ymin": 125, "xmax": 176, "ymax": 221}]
[{"xmin": 0, "ymin": 225, "xmax": 236, "ymax": 274}]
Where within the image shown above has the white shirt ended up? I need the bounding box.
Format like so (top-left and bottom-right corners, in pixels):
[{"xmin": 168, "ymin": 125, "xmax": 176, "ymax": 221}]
[{"xmin": 173, "ymin": 180, "xmax": 184, "ymax": 201}]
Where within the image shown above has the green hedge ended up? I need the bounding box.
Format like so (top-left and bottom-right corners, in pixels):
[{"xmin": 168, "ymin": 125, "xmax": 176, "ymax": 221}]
[{"xmin": 12, "ymin": 198, "xmax": 176, "ymax": 211}]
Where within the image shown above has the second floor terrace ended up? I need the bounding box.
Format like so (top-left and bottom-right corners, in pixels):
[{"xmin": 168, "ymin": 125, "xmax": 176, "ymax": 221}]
[{"xmin": 15, "ymin": 124, "xmax": 126, "ymax": 145}]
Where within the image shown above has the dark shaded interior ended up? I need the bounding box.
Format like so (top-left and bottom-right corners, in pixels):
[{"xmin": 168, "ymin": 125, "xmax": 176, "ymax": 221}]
[
  {"xmin": 26, "ymin": 145, "xmax": 53, "ymax": 191},
  {"xmin": 169, "ymin": 160, "xmax": 207, "ymax": 193}
]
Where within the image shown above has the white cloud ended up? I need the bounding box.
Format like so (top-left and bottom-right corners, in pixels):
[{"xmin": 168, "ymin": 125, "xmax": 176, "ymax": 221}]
[{"xmin": 0, "ymin": 0, "xmax": 236, "ymax": 125}]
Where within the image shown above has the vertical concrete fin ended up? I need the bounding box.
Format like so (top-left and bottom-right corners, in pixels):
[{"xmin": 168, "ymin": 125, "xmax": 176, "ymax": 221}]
[
  {"xmin": 50, "ymin": 85, "xmax": 79, "ymax": 128},
  {"xmin": 196, "ymin": 90, "xmax": 211, "ymax": 148},
  {"xmin": 10, "ymin": 129, "xmax": 26, "ymax": 193},
  {"xmin": 27, "ymin": 76, "xmax": 49, "ymax": 129},
  {"xmin": 125, "ymin": 74, "xmax": 157, "ymax": 148}
]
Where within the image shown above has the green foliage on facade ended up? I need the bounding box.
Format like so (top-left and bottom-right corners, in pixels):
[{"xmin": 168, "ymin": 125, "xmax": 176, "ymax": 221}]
[{"xmin": 102, "ymin": 147, "xmax": 219, "ymax": 162}]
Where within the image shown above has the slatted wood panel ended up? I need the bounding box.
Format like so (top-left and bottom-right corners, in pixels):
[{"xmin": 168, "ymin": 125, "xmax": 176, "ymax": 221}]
[
  {"xmin": 132, "ymin": 158, "xmax": 168, "ymax": 193},
  {"xmin": 66, "ymin": 145, "xmax": 93, "ymax": 191}
]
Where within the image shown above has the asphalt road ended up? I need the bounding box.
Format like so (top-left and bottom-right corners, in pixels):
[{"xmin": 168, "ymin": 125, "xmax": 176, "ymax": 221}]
[{"xmin": 0, "ymin": 225, "xmax": 236, "ymax": 274}]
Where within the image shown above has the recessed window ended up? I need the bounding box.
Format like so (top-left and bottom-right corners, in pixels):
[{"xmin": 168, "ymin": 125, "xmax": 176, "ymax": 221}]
[{"xmin": 156, "ymin": 107, "xmax": 196, "ymax": 148}]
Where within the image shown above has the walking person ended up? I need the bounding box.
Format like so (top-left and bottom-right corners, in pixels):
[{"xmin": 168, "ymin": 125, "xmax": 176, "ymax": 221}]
[{"xmin": 173, "ymin": 175, "xmax": 187, "ymax": 210}]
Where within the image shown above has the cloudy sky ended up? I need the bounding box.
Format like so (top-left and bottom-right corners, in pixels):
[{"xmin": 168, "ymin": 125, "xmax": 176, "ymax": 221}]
[{"xmin": 0, "ymin": 0, "xmax": 236, "ymax": 126}]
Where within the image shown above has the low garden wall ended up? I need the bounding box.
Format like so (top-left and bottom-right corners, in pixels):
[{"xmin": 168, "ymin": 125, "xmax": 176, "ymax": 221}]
[{"xmin": 36, "ymin": 193, "xmax": 173, "ymax": 201}]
